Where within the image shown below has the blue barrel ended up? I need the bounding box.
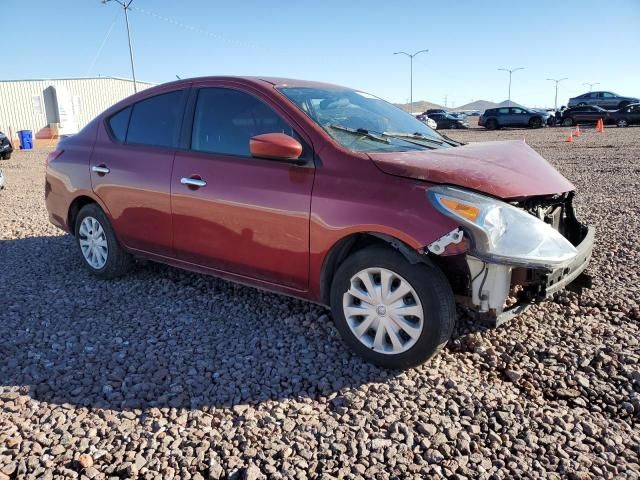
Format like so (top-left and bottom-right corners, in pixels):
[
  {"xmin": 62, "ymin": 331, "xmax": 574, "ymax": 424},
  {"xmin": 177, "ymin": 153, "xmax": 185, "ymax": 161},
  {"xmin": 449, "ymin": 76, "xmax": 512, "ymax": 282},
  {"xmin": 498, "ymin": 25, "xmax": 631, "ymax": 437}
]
[{"xmin": 18, "ymin": 130, "xmax": 33, "ymax": 150}]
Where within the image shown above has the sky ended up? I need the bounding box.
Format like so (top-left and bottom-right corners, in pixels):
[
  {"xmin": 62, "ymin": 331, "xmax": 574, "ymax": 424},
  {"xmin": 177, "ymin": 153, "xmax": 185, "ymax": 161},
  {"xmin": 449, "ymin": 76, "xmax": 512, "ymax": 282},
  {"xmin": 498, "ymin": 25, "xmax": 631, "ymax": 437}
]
[{"xmin": 6, "ymin": 0, "xmax": 640, "ymax": 108}]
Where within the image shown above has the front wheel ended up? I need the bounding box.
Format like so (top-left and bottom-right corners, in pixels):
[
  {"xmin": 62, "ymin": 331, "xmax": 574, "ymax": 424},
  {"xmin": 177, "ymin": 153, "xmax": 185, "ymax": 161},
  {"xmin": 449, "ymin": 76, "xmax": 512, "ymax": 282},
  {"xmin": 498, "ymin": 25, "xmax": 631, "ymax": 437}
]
[
  {"xmin": 330, "ymin": 246, "xmax": 455, "ymax": 369},
  {"xmin": 617, "ymin": 119, "xmax": 628, "ymax": 128},
  {"xmin": 0, "ymin": 153, "xmax": 10, "ymax": 160},
  {"xmin": 562, "ymin": 117, "xmax": 574, "ymax": 127},
  {"xmin": 75, "ymin": 203, "xmax": 132, "ymax": 279},
  {"xmin": 485, "ymin": 118, "xmax": 498, "ymax": 130}
]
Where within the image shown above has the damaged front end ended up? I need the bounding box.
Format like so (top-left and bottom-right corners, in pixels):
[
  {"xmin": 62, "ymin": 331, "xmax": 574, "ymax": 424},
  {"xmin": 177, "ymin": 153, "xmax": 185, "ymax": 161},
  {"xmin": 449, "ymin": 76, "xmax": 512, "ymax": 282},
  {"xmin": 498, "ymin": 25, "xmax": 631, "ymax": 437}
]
[{"xmin": 426, "ymin": 187, "xmax": 595, "ymax": 327}]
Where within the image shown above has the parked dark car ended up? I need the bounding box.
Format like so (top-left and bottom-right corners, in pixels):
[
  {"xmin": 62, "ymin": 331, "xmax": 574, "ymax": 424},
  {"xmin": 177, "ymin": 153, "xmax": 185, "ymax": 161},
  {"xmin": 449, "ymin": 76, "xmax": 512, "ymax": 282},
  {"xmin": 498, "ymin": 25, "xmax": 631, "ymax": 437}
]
[
  {"xmin": 608, "ymin": 103, "xmax": 640, "ymax": 127},
  {"xmin": 427, "ymin": 112, "xmax": 469, "ymax": 129},
  {"xmin": 425, "ymin": 109, "xmax": 447, "ymax": 115},
  {"xmin": 568, "ymin": 91, "xmax": 639, "ymax": 110},
  {"xmin": 45, "ymin": 76, "xmax": 594, "ymax": 369},
  {"xmin": 0, "ymin": 132, "xmax": 13, "ymax": 160},
  {"xmin": 560, "ymin": 105, "xmax": 609, "ymax": 126},
  {"xmin": 479, "ymin": 107, "xmax": 551, "ymax": 130}
]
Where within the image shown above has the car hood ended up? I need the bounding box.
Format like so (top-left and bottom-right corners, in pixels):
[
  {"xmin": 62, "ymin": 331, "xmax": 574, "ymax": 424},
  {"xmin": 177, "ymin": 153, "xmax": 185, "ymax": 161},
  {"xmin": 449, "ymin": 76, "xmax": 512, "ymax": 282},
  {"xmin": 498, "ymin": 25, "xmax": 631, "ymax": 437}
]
[{"xmin": 368, "ymin": 140, "xmax": 574, "ymax": 200}]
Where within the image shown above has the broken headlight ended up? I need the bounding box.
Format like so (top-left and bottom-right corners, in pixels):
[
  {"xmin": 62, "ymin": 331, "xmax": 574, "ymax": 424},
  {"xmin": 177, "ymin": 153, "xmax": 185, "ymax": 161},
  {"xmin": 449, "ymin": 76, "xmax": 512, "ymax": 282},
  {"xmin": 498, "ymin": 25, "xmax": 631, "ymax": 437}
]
[{"xmin": 428, "ymin": 186, "xmax": 576, "ymax": 269}]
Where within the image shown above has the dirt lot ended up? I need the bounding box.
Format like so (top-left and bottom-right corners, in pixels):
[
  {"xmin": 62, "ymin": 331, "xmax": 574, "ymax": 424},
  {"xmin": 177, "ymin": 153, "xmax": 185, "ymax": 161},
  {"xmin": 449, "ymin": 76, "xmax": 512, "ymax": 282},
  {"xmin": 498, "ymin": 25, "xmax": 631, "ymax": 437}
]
[{"xmin": 1, "ymin": 125, "xmax": 639, "ymax": 479}]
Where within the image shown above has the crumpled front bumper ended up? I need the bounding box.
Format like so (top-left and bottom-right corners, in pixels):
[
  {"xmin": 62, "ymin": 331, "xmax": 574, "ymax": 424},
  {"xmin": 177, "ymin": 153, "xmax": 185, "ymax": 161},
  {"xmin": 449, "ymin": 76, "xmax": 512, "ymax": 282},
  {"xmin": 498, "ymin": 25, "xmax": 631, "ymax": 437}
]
[{"xmin": 466, "ymin": 224, "xmax": 595, "ymax": 327}]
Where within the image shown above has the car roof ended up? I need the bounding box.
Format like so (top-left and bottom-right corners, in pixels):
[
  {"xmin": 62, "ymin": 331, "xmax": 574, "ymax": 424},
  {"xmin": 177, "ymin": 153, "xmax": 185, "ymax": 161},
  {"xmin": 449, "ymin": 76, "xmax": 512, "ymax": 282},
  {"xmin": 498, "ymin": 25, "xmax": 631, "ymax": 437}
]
[{"xmin": 158, "ymin": 76, "xmax": 348, "ymax": 90}]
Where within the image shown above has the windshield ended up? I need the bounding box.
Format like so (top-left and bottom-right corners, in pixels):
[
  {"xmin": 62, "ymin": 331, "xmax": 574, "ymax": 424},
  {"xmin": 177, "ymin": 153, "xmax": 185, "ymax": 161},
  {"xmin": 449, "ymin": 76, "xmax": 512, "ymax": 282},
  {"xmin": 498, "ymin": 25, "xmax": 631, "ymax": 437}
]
[{"xmin": 277, "ymin": 86, "xmax": 448, "ymax": 152}]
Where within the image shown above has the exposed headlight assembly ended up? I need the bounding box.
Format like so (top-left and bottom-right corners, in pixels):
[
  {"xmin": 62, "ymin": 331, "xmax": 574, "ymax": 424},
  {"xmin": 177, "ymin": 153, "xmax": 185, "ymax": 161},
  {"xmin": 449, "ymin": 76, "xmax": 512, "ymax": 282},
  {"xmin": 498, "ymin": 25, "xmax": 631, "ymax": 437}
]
[{"xmin": 428, "ymin": 185, "xmax": 577, "ymax": 269}]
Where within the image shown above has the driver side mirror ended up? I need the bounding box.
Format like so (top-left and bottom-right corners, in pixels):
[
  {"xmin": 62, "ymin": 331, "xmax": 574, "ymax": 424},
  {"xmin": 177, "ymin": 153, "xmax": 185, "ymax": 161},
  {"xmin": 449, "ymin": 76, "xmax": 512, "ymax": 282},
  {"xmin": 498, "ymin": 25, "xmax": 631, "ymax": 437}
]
[{"xmin": 250, "ymin": 133, "xmax": 303, "ymax": 162}]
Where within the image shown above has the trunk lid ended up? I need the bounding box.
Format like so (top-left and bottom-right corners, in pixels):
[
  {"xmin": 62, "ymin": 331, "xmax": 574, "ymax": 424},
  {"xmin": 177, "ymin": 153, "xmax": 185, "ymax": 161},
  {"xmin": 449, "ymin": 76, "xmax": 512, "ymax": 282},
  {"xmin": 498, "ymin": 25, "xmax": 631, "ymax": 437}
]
[{"xmin": 368, "ymin": 140, "xmax": 574, "ymax": 200}]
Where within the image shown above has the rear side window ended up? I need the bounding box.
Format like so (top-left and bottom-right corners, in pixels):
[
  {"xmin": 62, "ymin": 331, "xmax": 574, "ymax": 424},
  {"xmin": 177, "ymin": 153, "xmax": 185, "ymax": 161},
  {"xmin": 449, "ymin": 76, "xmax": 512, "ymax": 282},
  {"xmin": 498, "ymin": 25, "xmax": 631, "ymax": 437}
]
[
  {"xmin": 126, "ymin": 91, "xmax": 184, "ymax": 148},
  {"xmin": 108, "ymin": 107, "xmax": 131, "ymax": 142},
  {"xmin": 191, "ymin": 88, "xmax": 296, "ymax": 157},
  {"xmin": 498, "ymin": 108, "xmax": 510, "ymax": 114}
]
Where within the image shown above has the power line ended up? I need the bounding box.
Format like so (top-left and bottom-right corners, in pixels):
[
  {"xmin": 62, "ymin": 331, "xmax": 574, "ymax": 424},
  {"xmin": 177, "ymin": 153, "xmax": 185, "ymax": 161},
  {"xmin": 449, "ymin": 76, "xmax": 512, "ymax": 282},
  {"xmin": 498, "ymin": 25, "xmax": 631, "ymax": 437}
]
[
  {"xmin": 130, "ymin": 5, "xmax": 266, "ymax": 51},
  {"xmin": 86, "ymin": 10, "xmax": 120, "ymax": 76}
]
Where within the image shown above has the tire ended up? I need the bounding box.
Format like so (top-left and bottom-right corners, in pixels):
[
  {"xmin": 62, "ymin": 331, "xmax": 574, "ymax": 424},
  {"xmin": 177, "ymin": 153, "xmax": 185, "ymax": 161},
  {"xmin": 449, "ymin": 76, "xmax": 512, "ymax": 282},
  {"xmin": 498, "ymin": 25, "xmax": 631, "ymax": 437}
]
[
  {"xmin": 330, "ymin": 245, "xmax": 456, "ymax": 369},
  {"xmin": 529, "ymin": 117, "xmax": 543, "ymax": 129},
  {"xmin": 562, "ymin": 117, "xmax": 573, "ymax": 127},
  {"xmin": 486, "ymin": 118, "xmax": 498, "ymax": 130},
  {"xmin": 617, "ymin": 119, "xmax": 628, "ymax": 128},
  {"xmin": 74, "ymin": 203, "xmax": 132, "ymax": 279},
  {"xmin": 1, "ymin": 152, "xmax": 10, "ymax": 160}
]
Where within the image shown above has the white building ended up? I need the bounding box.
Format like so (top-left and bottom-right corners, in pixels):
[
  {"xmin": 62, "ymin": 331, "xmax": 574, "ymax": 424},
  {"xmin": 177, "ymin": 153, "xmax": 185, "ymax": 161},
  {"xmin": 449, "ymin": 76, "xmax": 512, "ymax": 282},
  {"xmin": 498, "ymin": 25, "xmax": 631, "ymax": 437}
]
[{"xmin": 0, "ymin": 77, "xmax": 153, "ymax": 141}]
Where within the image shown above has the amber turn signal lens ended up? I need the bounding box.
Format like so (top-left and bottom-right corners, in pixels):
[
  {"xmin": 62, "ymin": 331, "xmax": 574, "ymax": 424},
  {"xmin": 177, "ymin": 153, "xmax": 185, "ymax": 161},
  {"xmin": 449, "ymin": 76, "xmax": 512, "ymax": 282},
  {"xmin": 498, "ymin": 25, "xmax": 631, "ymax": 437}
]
[{"xmin": 440, "ymin": 198, "xmax": 480, "ymax": 222}]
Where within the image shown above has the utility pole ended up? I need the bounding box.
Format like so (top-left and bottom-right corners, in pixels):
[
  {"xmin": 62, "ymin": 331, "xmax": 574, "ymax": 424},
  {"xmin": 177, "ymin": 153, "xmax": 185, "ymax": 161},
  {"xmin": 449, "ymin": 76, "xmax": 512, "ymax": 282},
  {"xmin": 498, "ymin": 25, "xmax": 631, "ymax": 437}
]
[
  {"xmin": 498, "ymin": 67, "xmax": 524, "ymax": 106},
  {"xmin": 102, "ymin": 0, "xmax": 137, "ymax": 93},
  {"xmin": 444, "ymin": 94, "xmax": 448, "ymax": 108},
  {"xmin": 583, "ymin": 82, "xmax": 600, "ymax": 92},
  {"xmin": 546, "ymin": 77, "xmax": 568, "ymax": 110},
  {"xmin": 394, "ymin": 49, "xmax": 428, "ymax": 113}
]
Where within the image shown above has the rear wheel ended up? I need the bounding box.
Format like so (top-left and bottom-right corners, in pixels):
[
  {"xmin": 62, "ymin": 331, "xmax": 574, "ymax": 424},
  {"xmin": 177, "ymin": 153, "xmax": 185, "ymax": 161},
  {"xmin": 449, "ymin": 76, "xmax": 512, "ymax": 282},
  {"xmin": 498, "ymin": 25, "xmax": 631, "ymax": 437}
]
[
  {"xmin": 486, "ymin": 118, "xmax": 498, "ymax": 130},
  {"xmin": 330, "ymin": 246, "xmax": 455, "ymax": 369},
  {"xmin": 617, "ymin": 119, "xmax": 628, "ymax": 128},
  {"xmin": 75, "ymin": 203, "xmax": 132, "ymax": 279},
  {"xmin": 529, "ymin": 117, "xmax": 543, "ymax": 129},
  {"xmin": 0, "ymin": 153, "xmax": 10, "ymax": 160}
]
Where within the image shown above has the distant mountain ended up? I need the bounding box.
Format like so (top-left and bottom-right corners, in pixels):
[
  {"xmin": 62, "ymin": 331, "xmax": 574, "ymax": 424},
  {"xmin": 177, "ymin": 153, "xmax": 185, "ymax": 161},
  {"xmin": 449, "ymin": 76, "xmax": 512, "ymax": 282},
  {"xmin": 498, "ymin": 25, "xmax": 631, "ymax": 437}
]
[
  {"xmin": 453, "ymin": 99, "xmax": 526, "ymax": 112},
  {"xmin": 396, "ymin": 99, "xmax": 527, "ymax": 114},
  {"xmin": 394, "ymin": 100, "xmax": 446, "ymax": 114}
]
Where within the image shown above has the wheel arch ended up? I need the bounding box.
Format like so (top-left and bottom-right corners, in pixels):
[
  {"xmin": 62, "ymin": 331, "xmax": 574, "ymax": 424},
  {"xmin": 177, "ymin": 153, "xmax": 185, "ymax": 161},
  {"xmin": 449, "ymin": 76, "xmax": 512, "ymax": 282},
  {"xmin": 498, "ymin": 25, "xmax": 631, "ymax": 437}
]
[
  {"xmin": 319, "ymin": 231, "xmax": 431, "ymax": 306},
  {"xmin": 67, "ymin": 193, "xmax": 111, "ymax": 236}
]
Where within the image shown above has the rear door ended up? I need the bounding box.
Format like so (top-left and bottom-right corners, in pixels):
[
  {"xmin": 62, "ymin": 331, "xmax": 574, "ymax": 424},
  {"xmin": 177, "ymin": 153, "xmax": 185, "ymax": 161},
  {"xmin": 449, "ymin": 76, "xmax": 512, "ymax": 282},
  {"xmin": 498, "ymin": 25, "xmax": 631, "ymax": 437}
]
[
  {"xmin": 171, "ymin": 84, "xmax": 315, "ymax": 289},
  {"xmin": 497, "ymin": 107, "xmax": 512, "ymax": 126},
  {"xmin": 91, "ymin": 88, "xmax": 188, "ymax": 256}
]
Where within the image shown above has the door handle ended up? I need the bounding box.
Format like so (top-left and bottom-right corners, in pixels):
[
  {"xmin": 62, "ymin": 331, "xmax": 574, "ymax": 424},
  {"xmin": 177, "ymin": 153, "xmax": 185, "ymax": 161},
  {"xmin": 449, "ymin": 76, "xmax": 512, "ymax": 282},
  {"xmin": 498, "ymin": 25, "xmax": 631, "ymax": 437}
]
[
  {"xmin": 180, "ymin": 177, "xmax": 207, "ymax": 188},
  {"xmin": 92, "ymin": 165, "xmax": 110, "ymax": 174}
]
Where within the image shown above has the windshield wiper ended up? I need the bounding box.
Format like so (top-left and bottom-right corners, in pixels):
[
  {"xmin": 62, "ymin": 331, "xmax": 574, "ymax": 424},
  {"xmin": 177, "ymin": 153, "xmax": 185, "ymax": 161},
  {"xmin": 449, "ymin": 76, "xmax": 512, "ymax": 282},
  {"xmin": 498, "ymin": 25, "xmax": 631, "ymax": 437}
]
[
  {"xmin": 326, "ymin": 124, "xmax": 390, "ymax": 144},
  {"xmin": 382, "ymin": 131, "xmax": 444, "ymax": 147}
]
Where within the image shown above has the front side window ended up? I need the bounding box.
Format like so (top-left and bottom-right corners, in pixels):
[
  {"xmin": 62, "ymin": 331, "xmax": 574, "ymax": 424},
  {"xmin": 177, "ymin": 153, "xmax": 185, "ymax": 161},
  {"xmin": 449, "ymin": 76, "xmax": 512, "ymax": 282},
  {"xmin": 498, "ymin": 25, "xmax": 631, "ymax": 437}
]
[
  {"xmin": 278, "ymin": 86, "xmax": 449, "ymax": 152},
  {"xmin": 126, "ymin": 90, "xmax": 184, "ymax": 148},
  {"xmin": 191, "ymin": 88, "xmax": 296, "ymax": 156}
]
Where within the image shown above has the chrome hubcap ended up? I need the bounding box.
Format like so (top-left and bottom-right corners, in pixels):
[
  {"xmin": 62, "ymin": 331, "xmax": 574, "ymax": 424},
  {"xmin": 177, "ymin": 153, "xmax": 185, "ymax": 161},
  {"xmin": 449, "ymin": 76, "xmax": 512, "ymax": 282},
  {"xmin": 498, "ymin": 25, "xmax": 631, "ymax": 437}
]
[
  {"xmin": 343, "ymin": 267, "xmax": 424, "ymax": 355},
  {"xmin": 79, "ymin": 216, "xmax": 108, "ymax": 269}
]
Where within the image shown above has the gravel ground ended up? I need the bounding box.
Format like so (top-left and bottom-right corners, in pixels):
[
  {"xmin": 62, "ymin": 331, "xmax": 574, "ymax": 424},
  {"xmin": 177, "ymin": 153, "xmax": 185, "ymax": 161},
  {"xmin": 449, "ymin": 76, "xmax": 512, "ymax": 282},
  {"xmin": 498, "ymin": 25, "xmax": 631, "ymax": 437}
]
[{"xmin": 1, "ymin": 125, "xmax": 639, "ymax": 479}]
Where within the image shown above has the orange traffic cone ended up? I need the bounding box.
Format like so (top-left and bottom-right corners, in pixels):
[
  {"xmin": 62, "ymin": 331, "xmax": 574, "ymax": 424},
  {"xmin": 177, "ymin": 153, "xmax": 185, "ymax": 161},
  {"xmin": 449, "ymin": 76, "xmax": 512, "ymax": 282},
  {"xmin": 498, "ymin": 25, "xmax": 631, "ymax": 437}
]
[
  {"xmin": 596, "ymin": 118, "xmax": 604, "ymax": 132},
  {"xmin": 574, "ymin": 125, "xmax": 580, "ymax": 137},
  {"xmin": 566, "ymin": 132, "xmax": 573, "ymax": 143}
]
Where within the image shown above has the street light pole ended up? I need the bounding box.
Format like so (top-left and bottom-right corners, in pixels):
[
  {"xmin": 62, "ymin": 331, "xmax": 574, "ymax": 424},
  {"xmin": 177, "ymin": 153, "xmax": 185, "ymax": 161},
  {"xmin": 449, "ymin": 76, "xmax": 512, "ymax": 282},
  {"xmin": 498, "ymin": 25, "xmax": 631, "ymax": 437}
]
[
  {"xmin": 394, "ymin": 49, "xmax": 428, "ymax": 113},
  {"xmin": 498, "ymin": 67, "xmax": 524, "ymax": 106},
  {"xmin": 546, "ymin": 77, "xmax": 568, "ymax": 110},
  {"xmin": 583, "ymin": 82, "xmax": 600, "ymax": 92},
  {"xmin": 102, "ymin": 0, "xmax": 137, "ymax": 93}
]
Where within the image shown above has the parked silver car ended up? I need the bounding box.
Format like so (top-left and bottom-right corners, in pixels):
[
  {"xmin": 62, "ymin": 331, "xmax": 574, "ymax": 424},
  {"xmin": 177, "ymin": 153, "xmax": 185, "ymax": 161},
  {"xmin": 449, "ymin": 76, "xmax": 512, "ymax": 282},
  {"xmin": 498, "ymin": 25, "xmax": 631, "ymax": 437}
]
[{"xmin": 568, "ymin": 91, "xmax": 639, "ymax": 110}]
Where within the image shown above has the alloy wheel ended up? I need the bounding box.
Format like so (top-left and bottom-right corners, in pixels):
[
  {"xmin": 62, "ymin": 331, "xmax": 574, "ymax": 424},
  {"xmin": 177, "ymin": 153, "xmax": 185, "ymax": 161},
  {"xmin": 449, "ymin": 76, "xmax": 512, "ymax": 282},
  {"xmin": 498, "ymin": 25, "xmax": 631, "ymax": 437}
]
[
  {"xmin": 617, "ymin": 119, "xmax": 628, "ymax": 128},
  {"xmin": 342, "ymin": 267, "xmax": 424, "ymax": 355},
  {"xmin": 78, "ymin": 216, "xmax": 108, "ymax": 269}
]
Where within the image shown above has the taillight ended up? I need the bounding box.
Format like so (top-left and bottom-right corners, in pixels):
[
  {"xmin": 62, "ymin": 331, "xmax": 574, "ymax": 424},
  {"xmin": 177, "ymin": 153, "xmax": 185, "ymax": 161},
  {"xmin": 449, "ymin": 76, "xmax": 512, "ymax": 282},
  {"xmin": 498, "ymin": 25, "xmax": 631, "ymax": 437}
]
[{"xmin": 46, "ymin": 149, "xmax": 64, "ymax": 166}]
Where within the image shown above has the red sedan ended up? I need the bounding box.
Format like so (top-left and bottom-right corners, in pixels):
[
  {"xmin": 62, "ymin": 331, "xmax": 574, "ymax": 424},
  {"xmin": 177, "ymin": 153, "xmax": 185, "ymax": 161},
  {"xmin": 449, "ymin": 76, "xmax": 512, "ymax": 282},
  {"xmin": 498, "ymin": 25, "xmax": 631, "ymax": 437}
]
[{"xmin": 45, "ymin": 77, "xmax": 594, "ymax": 368}]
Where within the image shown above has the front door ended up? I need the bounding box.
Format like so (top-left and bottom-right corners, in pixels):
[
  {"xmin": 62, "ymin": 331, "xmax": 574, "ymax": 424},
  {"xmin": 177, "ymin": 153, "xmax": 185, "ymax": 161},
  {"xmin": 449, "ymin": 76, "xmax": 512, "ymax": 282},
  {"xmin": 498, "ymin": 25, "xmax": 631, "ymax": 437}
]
[
  {"xmin": 91, "ymin": 89, "xmax": 187, "ymax": 256},
  {"xmin": 171, "ymin": 86, "xmax": 314, "ymax": 290}
]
